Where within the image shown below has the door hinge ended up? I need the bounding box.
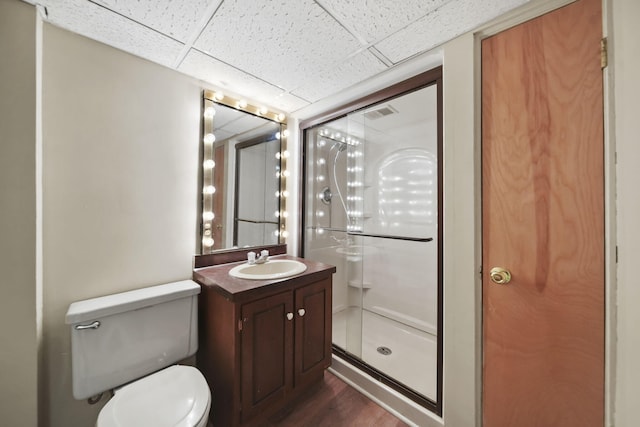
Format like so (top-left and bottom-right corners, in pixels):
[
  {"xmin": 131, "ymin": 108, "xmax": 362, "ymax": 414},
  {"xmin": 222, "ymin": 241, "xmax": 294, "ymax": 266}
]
[{"xmin": 601, "ymin": 37, "xmax": 608, "ymax": 69}]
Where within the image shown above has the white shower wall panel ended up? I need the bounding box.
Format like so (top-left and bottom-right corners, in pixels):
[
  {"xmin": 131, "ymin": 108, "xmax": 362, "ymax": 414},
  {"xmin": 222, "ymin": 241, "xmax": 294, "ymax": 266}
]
[
  {"xmin": 361, "ymin": 236, "xmax": 437, "ymax": 335},
  {"xmin": 304, "ymin": 230, "xmax": 350, "ymax": 313}
]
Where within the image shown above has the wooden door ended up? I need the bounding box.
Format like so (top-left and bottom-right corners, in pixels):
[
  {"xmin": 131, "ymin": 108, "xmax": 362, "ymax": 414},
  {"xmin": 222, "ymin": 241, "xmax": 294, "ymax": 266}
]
[
  {"xmin": 294, "ymin": 278, "xmax": 332, "ymax": 389},
  {"xmin": 240, "ymin": 291, "xmax": 293, "ymax": 423},
  {"xmin": 481, "ymin": 0, "xmax": 604, "ymax": 426}
]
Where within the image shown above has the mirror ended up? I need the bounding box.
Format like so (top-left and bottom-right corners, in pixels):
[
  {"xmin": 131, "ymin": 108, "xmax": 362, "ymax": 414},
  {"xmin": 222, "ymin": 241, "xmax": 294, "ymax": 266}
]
[{"xmin": 199, "ymin": 91, "xmax": 288, "ymax": 254}]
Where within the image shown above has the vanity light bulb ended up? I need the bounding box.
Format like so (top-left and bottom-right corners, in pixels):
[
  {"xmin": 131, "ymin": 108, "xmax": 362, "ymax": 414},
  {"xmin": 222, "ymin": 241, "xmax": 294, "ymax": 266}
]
[
  {"xmin": 203, "ymin": 211, "xmax": 215, "ymax": 221},
  {"xmin": 213, "ymin": 92, "xmax": 224, "ymax": 101},
  {"xmin": 238, "ymin": 99, "xmax": 248, "ymax": 108},
  {"xmin": 282, "ymin": 190, "xmax": 289, "ymax": 198},
  {"xmin": 203, "ymin": 186, "xmax": 216, "ymax": 195},
  {"xmin": 282, "ymin": 170, "xmax": 290, "ymax": 177},
  {"xmin": 317, "ymin": 139, "xmax": 326, "ymax": 148},
  {"xmin": 275, "ymin": 152, "xmax": 281, "ymax": 159},
  {"xmin": 282, "ymin": 129, "xmax": 290, "ymax": 138},
  {"xmin": 318, "ymin": 158, "xmax": 326, "ymax": 165},
  {"xmin": 281, "ymin": 230, "xmax": 289, "ymax": 238},
  {"xmin": 202, "ymin": 237, "xmax": 214, "ymax": 247},
  {"xmin": 203, "ymin": 159, "xmax": 215, "ymax": 169},
  {"xmin": 283, "ymin": 150, "xmax": 290, "ymax": 159},
  {"xmin": 276, "ymin": 132, "xmax": 281, "ymax": 140},
  {"xmin": 277, "ymin": 113, "xmax": 286, "ymax": 122},
  {"xmin": 204, "ymin": 133, "xmax": 216, "ymax": 144},
  {"xmin": 282, "ymin": 211, "xmax": 289, "ymax": 218},
  {"xmin": 259, "ymin": 106, "xmax": 268, "ymax": 115},
  {"xmin": 203, "ymin": 107, "xmax": 216, "ymax": 119}
]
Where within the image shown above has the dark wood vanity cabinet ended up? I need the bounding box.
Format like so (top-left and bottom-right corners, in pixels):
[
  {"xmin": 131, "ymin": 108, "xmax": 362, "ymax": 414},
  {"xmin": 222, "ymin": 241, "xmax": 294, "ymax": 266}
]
[{"xmin": 194, "ymin": 257, "xmax": 335, "ymax": 427}]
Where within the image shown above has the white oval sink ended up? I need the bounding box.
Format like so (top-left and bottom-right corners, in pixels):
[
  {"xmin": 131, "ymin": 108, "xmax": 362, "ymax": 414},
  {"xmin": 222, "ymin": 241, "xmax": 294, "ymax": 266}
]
[{"xmin": 228, "ymin": 259, "xmax": 307, "ymax": 280}]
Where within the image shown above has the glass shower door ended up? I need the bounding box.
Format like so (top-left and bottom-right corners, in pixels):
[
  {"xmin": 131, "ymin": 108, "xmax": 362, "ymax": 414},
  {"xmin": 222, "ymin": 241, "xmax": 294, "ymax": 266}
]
[
  {"xmin": 303, "ymin": 79, "xmax": 441, "ymax": 409},
  {"xmin": 303, "ymin": 118, "xmax": 365, "ymax": 359}
]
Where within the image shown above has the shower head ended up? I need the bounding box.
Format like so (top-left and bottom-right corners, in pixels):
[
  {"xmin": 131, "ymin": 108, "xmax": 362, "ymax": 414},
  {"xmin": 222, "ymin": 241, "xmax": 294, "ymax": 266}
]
[{"xmin": 331, "ymin": 141, "xmax": 348, "ymax": 152}]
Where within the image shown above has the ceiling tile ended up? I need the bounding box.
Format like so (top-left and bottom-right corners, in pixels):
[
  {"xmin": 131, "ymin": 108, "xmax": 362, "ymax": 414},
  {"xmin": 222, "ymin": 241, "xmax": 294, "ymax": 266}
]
[
  {"xmin": 178, "ymin": 49, "xmax": 309, "ymax": 112},
  {"xmin": 40, "ymin": 0, "xmax": 184, "ymax": 67},
  {"xmin": 193, "ymin": 0, "xmax": 362, "ymax": 92},
  {"xmin": 92, "ymin": 0, "xmax": 216, "ymax": 42},
  {"xmin": 316, "ymin": 0, "xmax": 450, "ymax": 44},
  {"xmin": 375, "ymin": 0, "xmax": 529, "ymax": 64},
  {"xmin": 291, "ymin": 49, "xmax": 387, "ymax": 103}
]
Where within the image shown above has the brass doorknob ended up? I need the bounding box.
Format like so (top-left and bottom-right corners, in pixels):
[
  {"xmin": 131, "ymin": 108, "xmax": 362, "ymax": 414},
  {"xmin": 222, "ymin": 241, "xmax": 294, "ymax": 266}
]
[{"xmin": 490, "ymin": 267, "xmax": 512, "ymax": 284}]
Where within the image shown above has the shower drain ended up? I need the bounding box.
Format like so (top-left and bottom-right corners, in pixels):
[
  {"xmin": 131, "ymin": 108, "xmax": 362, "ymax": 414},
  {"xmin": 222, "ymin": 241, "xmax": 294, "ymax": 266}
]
[{"xmin": 376, "ymin": 346, "xmax": 392, "ymax": 356}]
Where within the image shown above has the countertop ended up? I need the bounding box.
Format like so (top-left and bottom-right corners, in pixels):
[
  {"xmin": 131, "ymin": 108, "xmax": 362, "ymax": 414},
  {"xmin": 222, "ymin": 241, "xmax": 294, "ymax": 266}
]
[{"xmin": 193, "ymin": 255, "xmax": 336, "ymax": 302}]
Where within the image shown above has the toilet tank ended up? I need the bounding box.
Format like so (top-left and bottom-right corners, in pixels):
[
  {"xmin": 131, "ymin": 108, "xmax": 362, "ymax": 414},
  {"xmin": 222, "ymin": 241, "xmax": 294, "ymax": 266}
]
[{"xmin": 65, "ymin": 280, "xmax": 201, "ymax": 400}]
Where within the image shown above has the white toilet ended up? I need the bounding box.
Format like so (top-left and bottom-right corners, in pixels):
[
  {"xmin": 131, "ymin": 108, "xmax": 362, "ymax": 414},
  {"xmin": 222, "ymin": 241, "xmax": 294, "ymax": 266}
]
[{"xmin": 65, "ymin": 280, "xmax": 211, "ymax": 427}]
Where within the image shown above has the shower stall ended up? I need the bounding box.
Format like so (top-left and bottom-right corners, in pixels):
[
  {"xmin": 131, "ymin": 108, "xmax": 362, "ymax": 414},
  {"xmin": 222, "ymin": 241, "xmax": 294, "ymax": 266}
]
[{"xmin": 302, "ymin": 78, "xmax": 442, "ymax": 412}]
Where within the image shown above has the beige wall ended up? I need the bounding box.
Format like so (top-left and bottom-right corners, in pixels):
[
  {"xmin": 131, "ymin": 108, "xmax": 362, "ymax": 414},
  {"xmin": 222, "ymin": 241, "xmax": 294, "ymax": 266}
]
[
  {"xmin": 442, "ymin": 32, "xmax": 481, "ymax": 427},
  {"xmin": 0, "ymin": 0, "xmax": 39, "ymax": 425},
  {"xmin": 612, "ymin": 1, "xmax": 640, "ymax": 426},
  {"xmin": 41, "ymin": 24, "xmax": 201, "ymax": 427}
]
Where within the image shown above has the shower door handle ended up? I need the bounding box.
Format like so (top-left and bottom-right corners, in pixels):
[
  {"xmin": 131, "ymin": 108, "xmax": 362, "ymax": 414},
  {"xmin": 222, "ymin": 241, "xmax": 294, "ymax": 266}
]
[{"xmin": 297, "ymin": 308, "xmax": 306, "ymax": 317}]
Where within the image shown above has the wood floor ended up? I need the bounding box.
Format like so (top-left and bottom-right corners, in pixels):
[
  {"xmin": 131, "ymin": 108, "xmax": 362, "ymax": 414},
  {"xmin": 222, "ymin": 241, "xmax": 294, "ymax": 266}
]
[{"xmin": 261, "ymin": 371, "xmax": 409, "ymax": 427}]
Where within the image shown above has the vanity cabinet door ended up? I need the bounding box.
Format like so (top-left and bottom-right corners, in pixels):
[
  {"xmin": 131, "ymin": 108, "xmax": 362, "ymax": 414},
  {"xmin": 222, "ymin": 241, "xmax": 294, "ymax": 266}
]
[
  {"xmin": 240, "ymin": 291, "xmax": 293, "ymax": 423},
  {"xmin": 294, "ymin": 277, "xmax": 332, "ymax": 388}
]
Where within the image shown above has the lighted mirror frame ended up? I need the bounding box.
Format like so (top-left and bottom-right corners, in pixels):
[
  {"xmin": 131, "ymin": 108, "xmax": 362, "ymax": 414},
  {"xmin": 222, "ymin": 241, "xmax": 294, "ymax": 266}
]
[{"xmin": 200, "ymin": 90, "xmax": 289, "ymax": 254}]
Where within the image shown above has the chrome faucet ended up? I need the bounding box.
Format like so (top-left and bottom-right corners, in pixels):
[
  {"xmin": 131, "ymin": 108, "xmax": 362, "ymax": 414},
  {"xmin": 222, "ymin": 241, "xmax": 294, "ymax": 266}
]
[{"xmin": 247, "ymin": 249, "xmax": 269, "ymax": 265}]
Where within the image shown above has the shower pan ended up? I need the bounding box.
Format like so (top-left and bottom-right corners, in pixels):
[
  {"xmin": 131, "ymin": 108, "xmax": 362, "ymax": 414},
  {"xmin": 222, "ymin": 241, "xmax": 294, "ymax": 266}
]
[{"xmin": 302, "ymin": 77, "xmax": 442, "ymax": 414}]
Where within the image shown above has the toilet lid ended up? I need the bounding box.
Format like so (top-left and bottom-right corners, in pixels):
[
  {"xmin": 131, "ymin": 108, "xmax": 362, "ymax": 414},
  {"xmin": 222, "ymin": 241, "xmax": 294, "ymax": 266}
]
[{"xmin": 97, "ymin": 365, "xmax": 210, "ymax": 427}]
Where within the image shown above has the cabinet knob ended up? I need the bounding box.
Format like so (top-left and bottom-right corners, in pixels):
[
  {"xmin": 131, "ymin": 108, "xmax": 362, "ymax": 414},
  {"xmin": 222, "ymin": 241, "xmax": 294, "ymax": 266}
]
[
  {"xmin": 286, "ymin": 312, "xmax": 294, "ymax": 321},
  {"xmin": 298, "ymin": 308, "xmax": 306, "ymax": 317}
]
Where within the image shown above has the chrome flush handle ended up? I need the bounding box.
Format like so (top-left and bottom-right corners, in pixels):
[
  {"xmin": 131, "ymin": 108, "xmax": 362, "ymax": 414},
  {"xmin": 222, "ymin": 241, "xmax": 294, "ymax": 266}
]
[{"xmin": 75, "ymin": 321, "xmax": 100, "ymax": 330}]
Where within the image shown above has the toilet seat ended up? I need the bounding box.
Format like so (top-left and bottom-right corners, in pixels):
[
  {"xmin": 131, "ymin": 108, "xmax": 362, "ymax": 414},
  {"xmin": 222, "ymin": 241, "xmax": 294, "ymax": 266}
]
[{"xmin": 97, "ymin": 365, "xmax": 211, "ymax": 427}]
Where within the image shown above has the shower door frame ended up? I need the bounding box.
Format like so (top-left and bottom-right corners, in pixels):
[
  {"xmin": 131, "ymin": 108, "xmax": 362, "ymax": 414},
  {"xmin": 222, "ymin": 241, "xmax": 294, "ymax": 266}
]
[{"xmin": 298, "ymin": 66, "xmax": 443, "ymax": 415}]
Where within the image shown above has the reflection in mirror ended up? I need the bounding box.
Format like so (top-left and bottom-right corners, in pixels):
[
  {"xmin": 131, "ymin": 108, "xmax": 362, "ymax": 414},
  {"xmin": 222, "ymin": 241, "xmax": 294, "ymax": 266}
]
[
  {"xmin": 200, "ymin": 91, "xmax": 288, "ymax": 254},
  {"xmin": 234, "ymin": 135, "xmax": 280, "ymax": 247}
]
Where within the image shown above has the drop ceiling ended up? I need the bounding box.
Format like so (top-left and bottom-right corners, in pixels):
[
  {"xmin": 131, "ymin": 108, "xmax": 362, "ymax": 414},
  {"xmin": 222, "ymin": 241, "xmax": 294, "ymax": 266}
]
[{"xmin": 25, "ymin": 0, "xmax": 529, "ymax": 114}]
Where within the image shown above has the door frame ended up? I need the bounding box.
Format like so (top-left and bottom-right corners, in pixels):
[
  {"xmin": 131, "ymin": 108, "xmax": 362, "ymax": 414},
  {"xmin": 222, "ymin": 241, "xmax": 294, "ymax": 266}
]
[{"xmin": 442, "ymin": 0, "xmax": 616, "ymax": 426}]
